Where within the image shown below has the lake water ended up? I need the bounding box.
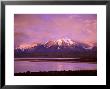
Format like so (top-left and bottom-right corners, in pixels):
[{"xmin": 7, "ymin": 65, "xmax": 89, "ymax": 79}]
[{"xmin": 14, "ymin": 58, "xmax": 97, "ymax": 73}]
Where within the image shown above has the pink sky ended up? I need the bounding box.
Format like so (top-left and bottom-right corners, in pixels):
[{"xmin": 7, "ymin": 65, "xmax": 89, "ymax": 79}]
[{"xmin": 14, "ymin": 14, "xmax": 97, "ymax": 48}]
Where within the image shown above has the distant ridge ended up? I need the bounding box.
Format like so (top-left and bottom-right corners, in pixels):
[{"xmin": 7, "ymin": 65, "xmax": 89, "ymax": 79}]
[{"xmin": 14, "ymin": 38, "xmax": 97, "ymax": 58}]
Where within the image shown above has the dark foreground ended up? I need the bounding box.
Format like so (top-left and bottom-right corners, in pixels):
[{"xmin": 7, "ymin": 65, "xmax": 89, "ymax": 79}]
[{"xmin": 15, "ymin": 70, "xmax": 97, "ymax": 76}]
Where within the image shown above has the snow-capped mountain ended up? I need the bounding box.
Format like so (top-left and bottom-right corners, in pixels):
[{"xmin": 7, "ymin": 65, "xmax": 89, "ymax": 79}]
[
  {"xmin": 14, "ymin": 38, "xmax": 97, "ymax": 58},
  {"xmin": 44, "ymin": 38, "xmax": 77, "ymax": 48},
  {"xmin": 15, "ymin": 38, "xmax": 96, "ymax": 52},
  {"xmin": 16, "ymin": 42, "xmax": 38, "ymax": 50},
  {"xmin": 45, "ymin": 38, "xmax": 95, "ymax": 50}
]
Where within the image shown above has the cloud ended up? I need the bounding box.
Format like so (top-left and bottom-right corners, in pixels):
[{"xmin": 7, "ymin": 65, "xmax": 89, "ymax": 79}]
[{"xmin": 14, "ymin": 14, "xmax": 97, "ymax": 47}]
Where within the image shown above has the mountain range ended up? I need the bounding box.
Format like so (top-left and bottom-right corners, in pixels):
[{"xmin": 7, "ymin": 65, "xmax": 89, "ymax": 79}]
[{"xmin": 14, "ymin": 38, "xmax": 97, "ymax": 58}]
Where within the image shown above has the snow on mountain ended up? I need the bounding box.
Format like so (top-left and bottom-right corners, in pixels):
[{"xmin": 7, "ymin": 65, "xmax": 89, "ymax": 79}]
[
  {"xmin": 14, "ymin": 38, "xmax": 97, "ymax": 59},
  {"xmin": 16, "ymin": 42, "xmax": 38, "ymax": 51},
  {"xmin": 44, "ymin": 38, "xmax": 77, "ymax": 49},
  {"xmin": 15, "ymin": 38, "xmax": 96, "ymax": 51},
  {"xmin": 54, "ymin": 38, "xmax": 76, "ymax": 46}
]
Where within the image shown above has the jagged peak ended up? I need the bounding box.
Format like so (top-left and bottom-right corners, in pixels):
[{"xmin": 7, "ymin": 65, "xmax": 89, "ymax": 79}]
[
  {"xmin": 15, "ymin": 38, "xmax": 97, "ymax": 50},
  {"xmin": 16, "ymin": 42, "xmax": 37, "ymax": 50},
  {"xmin": 45, "ymin": 38, "xmax": 76, "ymax": 47},
  {"xmin": 55, "ymin": 38, "xmax": 76, "ymax": 45}
]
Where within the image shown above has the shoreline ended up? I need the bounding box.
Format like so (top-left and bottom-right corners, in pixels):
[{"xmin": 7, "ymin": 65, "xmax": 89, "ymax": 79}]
[
  {"xmin": 15, "ymin": 58, "xmax": 97, "ymax": 63},
  {"xmin": 14, "ymin": 70, "xmax": 97, "ymax": 76}
]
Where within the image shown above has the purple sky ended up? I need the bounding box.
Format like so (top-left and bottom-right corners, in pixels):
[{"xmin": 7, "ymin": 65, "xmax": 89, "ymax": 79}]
[{"xmin": 14, "ymin": 14, "xmax": 97, "ymax": 48}]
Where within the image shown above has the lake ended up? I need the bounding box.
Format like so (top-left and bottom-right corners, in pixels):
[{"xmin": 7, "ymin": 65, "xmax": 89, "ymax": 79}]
[{"xmin": 14, "ymin": 58, "xmax": 97, "ymax": 73}]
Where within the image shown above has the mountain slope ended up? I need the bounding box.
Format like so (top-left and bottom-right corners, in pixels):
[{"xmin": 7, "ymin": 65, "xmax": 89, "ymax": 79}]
[{"xmin": 15, "ymin": 38, "xmax": 97, "ymax": 58}]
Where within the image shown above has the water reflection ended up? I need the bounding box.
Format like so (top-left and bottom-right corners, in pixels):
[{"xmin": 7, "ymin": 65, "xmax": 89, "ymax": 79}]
[{"xmin": 14, "ymin": 61, "xmax": 96, "ymax": 73}]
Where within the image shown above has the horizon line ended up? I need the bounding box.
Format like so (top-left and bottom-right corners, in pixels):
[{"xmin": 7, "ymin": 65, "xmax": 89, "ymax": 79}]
[{"xmin": 14, "ymin": 58, "xmax": 80, "ymax": 59}]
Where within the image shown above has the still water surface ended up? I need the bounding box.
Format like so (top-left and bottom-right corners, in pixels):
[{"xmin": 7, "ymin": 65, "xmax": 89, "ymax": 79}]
[{"xmin": 14, "ymin": 58, "xmax": 97, "ymax": 73}]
